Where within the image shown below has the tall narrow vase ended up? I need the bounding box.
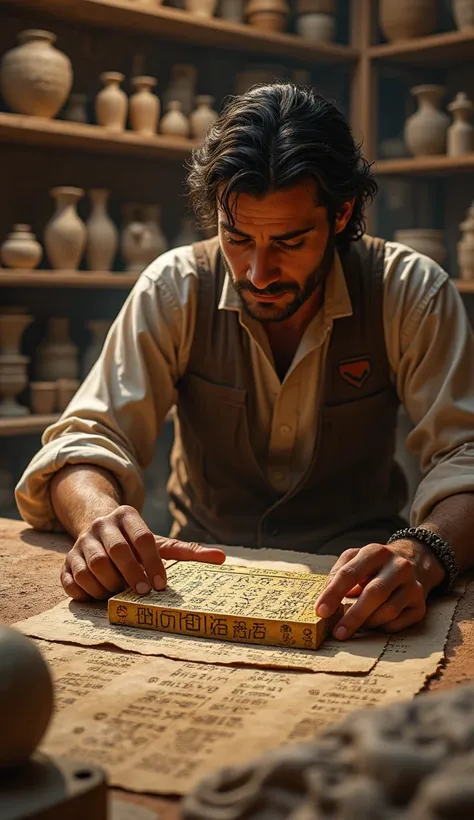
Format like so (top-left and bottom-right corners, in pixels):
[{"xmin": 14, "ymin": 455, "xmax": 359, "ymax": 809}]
[
  {"xmin": 44, "ymin": 187, "xmax": 86, "ymax": 271},
  {"xmin": 95, "ymin": 72, "xmax": 127, "ymax": 131},
  {"xmin": 129, "ymin": 76, "xmax": 160, "ymax": 135},
  {"xmin": 0, "ymin": 310, "xmax": 33, "ymax": 355},
  {"xmin": 86, "ymin": 189, "xmax": 118, "ymax": 271},
  {"xmin": 36, "ymin": 317, "xmax": 79, "ymax": 381},
  {"xmin": 404, "ymin": 85, "xmax": 449, "ymax": 157}
]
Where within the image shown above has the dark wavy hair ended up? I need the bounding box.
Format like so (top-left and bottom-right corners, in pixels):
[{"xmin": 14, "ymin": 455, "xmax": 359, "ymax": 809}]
[{"xmin": 187, "ymin": 83, "xmax": 377, "ymax": 251}]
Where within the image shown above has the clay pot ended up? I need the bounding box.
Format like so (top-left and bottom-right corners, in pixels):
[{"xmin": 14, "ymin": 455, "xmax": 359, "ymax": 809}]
[
  {"xmin": 447, "ymin": 92, "xmax": 474, "ymax": 156},
  {"xmin": 121, "ymin": 204, "xmax": 157, "ymax": 273},
  {"xmin": 163, "ymin": 65, "xmax": 196, "ymax": 118},
  {"xmin": 29, "ymin": 381, "xmax": 57, "ymax": 414},
  {"xmin": 36, "ymin": 317, "xmax": 79, "ymax": 381},
  {"xmin": 63, "ymin": 92, "xmax": 88, "ymax": 123},
  {"xmin": 1, "ymin": 224, "xmax": 43, "ymax": 270},
  {"xmin": 404, "ymin": 85, "xmax": 449, "ymax": 157},
  {"xmin": 379, "ymin": 0, "xmax": 437, "ymax": 42},
  {"xmin": 452, "ymin": 0, "xmax": 474, "ymax": 29},
  {"xmin": 85, "ymin": 189, "xmax": 118, "ymax": 271},
  {"xmin": 0, "ymin": 354, "xmax": 30, "ymax": 417},
  {"xmin": 57, "ymin": 378, "xmax": 80, "ymax": 412},
  {"xmin": 44, "ymin": 186, "xmax": 86, "ymax": 271},
  {"xmin": 129, "ymin": 76, "xmax": 160, "ymax": 135},
  {"xmin": 0, "ymin": 29, "xmax": 73, "ymax": 118},
  {"xmin": 296, "ymin": 12, "xmax": 335, "ymax": 40},
  {"xmin": 394, "ymin": 229, "xmax": 446, "ymax": 266},
  {"xmin": 144, "ymin": 205, "xmax": 168, "ymax": 259},
  {"xmin": 185, "ymin": 0, "xmax": 217, "ymax": 14},
  {"xmin": 83, "ymin": 319, "xmax": 112, "ymax": 376},
  {"xmin": 219, "ymin": 0, "xmax": 245, "ymax": 22},
  {"xmin": 0, "ymin": 310, "xmax": 32, "ymax": 359},
  {"xmin": 190, "ymin": 95, "xmax": 218, "ymax": 140},
  {"xmin": 245, "ymin": 0, "xmax": 289, "ymax": 31},
  {"xmin": 160, "ymin": 100, "xmax": 190, "ymax": 137},
  {"xmin": 95, "ymin": 72, "xmax": 127, "ymax": 131},
  {"xmin": 458, "ymin": 201, "xmax": 474, "ymax": 280}
]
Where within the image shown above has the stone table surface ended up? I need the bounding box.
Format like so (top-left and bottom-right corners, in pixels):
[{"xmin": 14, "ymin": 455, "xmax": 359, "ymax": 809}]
[{"xmin": 1, "ymin": 516, "xmax": 473, "ymax": 819}]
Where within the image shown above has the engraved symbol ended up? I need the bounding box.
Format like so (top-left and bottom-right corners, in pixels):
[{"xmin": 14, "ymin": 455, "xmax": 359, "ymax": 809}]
[
  {"xmin": 116, "ymin": 605, "xmax": 128, "ymax": 620},
  {"xmin": 338, "ymin": 356, "xmax": 372, "ymax": 389}
]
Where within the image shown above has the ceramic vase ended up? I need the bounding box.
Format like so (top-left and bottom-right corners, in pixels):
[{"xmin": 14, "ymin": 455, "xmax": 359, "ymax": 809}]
[
  {"xmin": 245, "ymin": 0, "xmax": 289, "ymax": 31},
  {"xmin": 129, "ymin": 76, "xmax": 160, "ymax": 135},
  {"xmin": 394, "ymin": 229, "xmax": 446, "ymax": 266},
  {"xmin": 452, "ymin": 0, "xmax": 474, "ymax": 29},
  {"xmin": 36, "ymin": 317, "xmax": 79, "ymax": 381},
  {"xmin": 44, "ymin": 187, "xmax": 86, "ymax": 271},
  {"xmin": 85, "ymin": 189, "xmax": 118, "ymax": 271},
  {"xmin": 296, "ymin": 12, "xmax": 335, "ymax": 40},
  {"xmin": 63, "ymin": 93, "xmax": 88, "ymax": 123},
  {"xmin": 185, "ymin": 0, "xmax": 217, "ymax": 15},
  {"xmin": 173, "ymin": 216, "xmax": 200, "ymax": 247},
  {"xmin": 83, "ymin": 319, "xmax": 112, "ymax": 376},
  {"xmin": 160, "ymin": 101, "xmax": 190, "ymax": 137},
  {"xmin": 190, "ymin": 95, "xmax": 218, "ymax": 140},
  {"xmin": 163, "ymin": 65, "xmax": 196, "ymax": 117},
  {"xmin": 121, "ymin": 204, "xmax": 156, "ymax": 273},
  {"xmin": 458, "ymin": 201, "xmax": 474, "ymax": 280},
  {"xmin": 404, "ymin": 85, "xmax": 449, "ymax": 157},
  {"xmin": 29, "ymin": 382, "xmax": 57, "ymax": 414},
  {"xmin": 219, "ymin": 0, "xmax": 244, "ymax": 22},
  {"xmin": 0, "ymin": 355, "xmax": 30, "ymax": 417},
  {"xmin": 0, "ymin": 310, "xmax": 33, "ymax": 355},
  {"xmin": 0, "ymin": 29, "xmax": 73, "ymax": 118},
  {"xmin": 95, "ymin": 72, "xmax": 127, "ymax": 131},
  {"xmin": 379, "ymin": 0, "xmax": 437, "ymax": 42},
  {"xmin": 447, "ymin": 92, "xmax": 474, "ymax": 156},
  {"xmin": 144, "ymin": 205, "xmax": 168, "ymax": 261},
  {"xmin": 1, "ymin": 225, "xmax": 43, "ymax": 270}
]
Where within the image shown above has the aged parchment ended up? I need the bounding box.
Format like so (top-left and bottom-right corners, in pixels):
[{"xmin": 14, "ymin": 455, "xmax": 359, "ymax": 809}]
[{"xmin": 35, "ymin": 590, "xmax": 461, "ymax": 796}]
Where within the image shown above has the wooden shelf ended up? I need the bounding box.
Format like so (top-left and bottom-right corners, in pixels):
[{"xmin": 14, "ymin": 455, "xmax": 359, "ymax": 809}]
[
  {"xmin": 369, "ymin": 29, "xmax": 474, "ymax": 64},
  {"xmin": 0, "ymin": 415, "xmax": 59, "ymax": 437},
  {"xmin": 9, "ymin": 0, "xmax": 358, "ymax": 63},
  {"xmin": 455, "ymin": 279, "xmax": 474, "ymax": 294},
  {"xmin": 0, "ymin": 270, "xmax": 140, "ymax": 288},
  {"xmin": 375, "ymin": 154, "xmax": 474, "ymax": 176},
  {"xmin": 0, "ymin": 113, "xmax": 197, "ymax": 160}
]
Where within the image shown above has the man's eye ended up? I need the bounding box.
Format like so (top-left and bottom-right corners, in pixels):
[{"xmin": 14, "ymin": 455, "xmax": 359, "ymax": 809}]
[
  {"xmin": 226, "ymin": 235, "xmax": 249, "ymax": 246},
  {"xmin": 278, "ymin": 240, "xmax": 305, "ymax": 251}
]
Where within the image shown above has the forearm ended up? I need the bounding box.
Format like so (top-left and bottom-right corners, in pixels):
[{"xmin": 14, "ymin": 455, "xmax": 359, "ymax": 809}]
[
  {"xmin": 421, "ymin": 491, "xmax": 474, "ymax": 575},
  {"xmin": 50, "ymin": 464, "xmax": 123, "ymax": 539}
]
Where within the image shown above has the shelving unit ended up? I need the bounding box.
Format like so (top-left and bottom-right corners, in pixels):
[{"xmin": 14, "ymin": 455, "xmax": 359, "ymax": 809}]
[
  {"xmin": 0, "ymin": 270, "xmax": 139, "ymax": 288},
  {"xmin": 0, "ymin": 415, "xmax": 59, "ymax": 437}
]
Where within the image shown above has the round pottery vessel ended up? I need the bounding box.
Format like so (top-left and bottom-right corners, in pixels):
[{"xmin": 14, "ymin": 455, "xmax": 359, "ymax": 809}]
[
  {"xmin": 44, "ymin": 186, "xmax": 86, "ymax": 271},
  {"xmin": 0, "ymin": 29, "xmax": 73, "ymax": 118},
  {"xmin": 190, "ymin": 95, "xmax": 218, "ymax": 139},
  {"xmin": 160, "ymin": 100, "xmax": 190, "ymax": 137},
  {"xmin": 379, "ymin": 0, "xmax": 437, "ymax": 42},
  {"xmin": 447, "ymin": 92, "xmax": 474, "ymax": 156},
  {"xmin": 458, "ymin": 201, "xmax": 474, "ymax": 280},
  {"xmin": 95, "ymin": 71, "xmax": 127, "ymax": 131},
  {"xmin": 394, "ymin": 229, "xmax": 446, "ymax": 266},
  {"xmin": 452, "ymin": 0, "xmax": 474, "ymax": 30},
  {"xmin": 246, "ymin": 0, "xmax": 288, "ymax": 30},
  {"xmin": 185, "ymin": 0, "xmax": 217, "ymax": 15},
  {"xmin": 296, "ymin": 12, "xmax": 335, "ymax": 40},
  {"xmin": 1, "ymin": 224, "xmax": 43, "ymax": 269},
  {"xmin": 404, "ymin": 85, "xmax": 449, "ymax": 157},
  {"xmin": 29, "ymin": 381, "xmax": 57, "ymax": 414}
]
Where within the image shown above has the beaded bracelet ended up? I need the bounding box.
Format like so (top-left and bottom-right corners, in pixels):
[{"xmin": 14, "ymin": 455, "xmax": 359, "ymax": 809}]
[{"xmin": 387, "ymin": 526, "xmax": 459, "ymax": 594}]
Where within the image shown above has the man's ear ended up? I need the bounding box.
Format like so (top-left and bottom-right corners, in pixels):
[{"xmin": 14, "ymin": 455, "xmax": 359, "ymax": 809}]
[{"xmin": 335, "ymin": 199, "xmax": 355, "ymax": 234}]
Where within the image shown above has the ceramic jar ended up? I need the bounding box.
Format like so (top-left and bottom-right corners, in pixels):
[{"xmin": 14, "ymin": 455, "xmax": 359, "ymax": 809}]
[
  {"xmin": 190, "ymin": 95, "xmax": 218, "ymax": 140},
  {"xmin": 29, "ymin": 382, "xmax": 57, "ymax": 415},
  {"xmin": 296, "ymin": 12, "xmax": 335, "ymax": 40},
  {"xmin": 85, "ymin": 189, "xmax": 118, "ymax": 271},
  {"xmin": 160, "ymin": 101, "xmax": 190, "ymax": 137},
  {"xmin": 0, "ymin": 29, "xmax": 73, "ymax": 118},
  {"xmin": 63, "ymin": 93, "xmax": 88, "ymax": 123},
  {"xmin": 44, "ymin": 187, "xmax": 87, "ymax": 271},
  {"xmin": 404, "ymin": 85, "xmax": 449, "ymax": 157},
  {"xmin": 379, "ymin": 0, "xmax": 437, "ymax": 42},
  {"xmin": 394, "ymin": 229, "xmax": 446, "ymax": 266},
  {"xmin": 144, "ymin": 205, "xmax": 168, "ymax": 260},
  {"xmin": 458, "ymin": 201, "xmax": 474, "ymax": 280},
  {"xmin": 0, "ymin": 355, "xmax": 30, "ymax": 417},
  {"xmin": 163, "ymin": 65, "xmax": 196, "ymax": 117},
  {"xmin": 219, "ymin": 0, "xmax": 245, "ymax": 22},
  {"xmin": 0, "ymin": 310, "xmax": 33, "ymax": 355},
  {"xmin": 245, "ymin": 0, "xmax": 289, "ymax": 31},
  {"xmin": 1, "ymin": 225, "xmax": 43, "ymax": 270},
  {"xmin": 185, "ymin": 0, "xmax": 217, "ymax": 15},
  {"xmin": 83, "ymin": 319, "xmax": 112, "ymax": 376},
  {"xmin": 447, "ymin": 92, "xmax": 474, "ymax": 156},
  {"xmin": 36, "ymin": 317, "xmax": 79, "ymax": 381},
  {"xmin": 95, "ymin": 72, "xmax": 127, "ymax": 131},
  {"xmin": 452, "ymin": 0, "xmax": 474, "ymax": 29},
  {"xmin": 129, "ymin": 76, "xmax": 160, "ymax": 135},
  {"xmin": 121, "ymin": 204, "xmax": 156, "ymax": 273}
]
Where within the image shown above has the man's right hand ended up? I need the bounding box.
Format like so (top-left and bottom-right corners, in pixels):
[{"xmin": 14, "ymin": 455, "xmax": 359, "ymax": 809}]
[{"xmin": 60, "ymin": 504, "xmax": 225, "ymax": 601}]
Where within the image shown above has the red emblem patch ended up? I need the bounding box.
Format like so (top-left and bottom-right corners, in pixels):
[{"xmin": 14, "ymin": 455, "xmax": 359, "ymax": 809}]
[{"xmin": 339, "ymin": 357, "xmax": 372, "ymax": 389}]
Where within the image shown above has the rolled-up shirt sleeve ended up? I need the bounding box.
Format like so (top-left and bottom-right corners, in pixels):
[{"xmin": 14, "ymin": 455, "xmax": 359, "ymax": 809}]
[
  {"xmin": 15, "ymin": 247, "xmax": 198, "ymax": 531},
  {"xmin": 384, "ymin": 242, "xmax": 474, "ymax": 525}
]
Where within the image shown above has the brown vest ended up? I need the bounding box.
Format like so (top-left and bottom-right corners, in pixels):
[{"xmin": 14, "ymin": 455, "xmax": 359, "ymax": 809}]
[{"xmin": 167, "ymin": 235, "xmax": 407, "ymax": 554}]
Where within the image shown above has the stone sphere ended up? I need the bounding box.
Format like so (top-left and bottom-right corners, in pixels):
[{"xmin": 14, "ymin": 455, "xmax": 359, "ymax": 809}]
[{"xmin": 0, "ymin": 626, "xmax": 54, "ymax": 768}]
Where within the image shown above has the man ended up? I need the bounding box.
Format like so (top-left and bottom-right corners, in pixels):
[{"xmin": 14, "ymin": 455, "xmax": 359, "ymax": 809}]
[{"xmin": 16, "ymin": 84, "xmax": 474, "ymax": 641}]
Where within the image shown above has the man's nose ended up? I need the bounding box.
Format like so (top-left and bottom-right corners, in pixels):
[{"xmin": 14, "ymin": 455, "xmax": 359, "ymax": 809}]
[{"xmin": 247, "ymin": 249, "xmax": 280, "ymax": 290}]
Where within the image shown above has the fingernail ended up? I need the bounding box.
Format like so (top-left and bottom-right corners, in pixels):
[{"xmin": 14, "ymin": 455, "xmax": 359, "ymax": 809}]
[
  {"xmin": 136, "ymin": 581, "xmax": 151, "ymax": 595},
  {"xmin": 334, "ymin": 626, "xmax": 348, "ymax": 640},
  {"xmin": 153, "ymin": 575, "xmax": 166, "ymax": 591},
  {"xmin": 317, "ymin": 603, "xmax": 330, "ymax": 618}
]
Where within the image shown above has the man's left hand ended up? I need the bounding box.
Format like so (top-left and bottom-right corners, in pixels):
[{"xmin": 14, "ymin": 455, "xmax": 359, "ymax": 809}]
[{"xmin": 315, "ymin": 540, "xmax": 446, "ymax": 640}]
